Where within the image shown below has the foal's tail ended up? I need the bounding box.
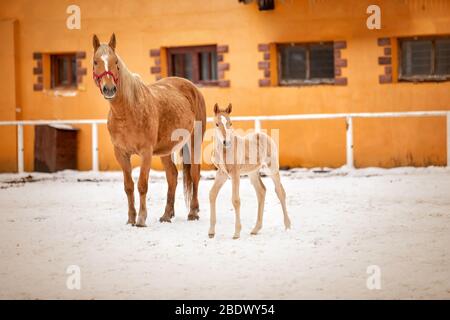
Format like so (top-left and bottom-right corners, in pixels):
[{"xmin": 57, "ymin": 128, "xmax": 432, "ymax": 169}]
[{"xmin": 181, "ymin": 144, "xmax": 193, "ymax": 210}]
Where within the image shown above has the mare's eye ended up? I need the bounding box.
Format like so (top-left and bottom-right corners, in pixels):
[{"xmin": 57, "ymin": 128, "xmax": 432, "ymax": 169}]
[
  {"xmin": 93, "ymin": 61, "xmax": 98, "ymax": 66},
  {"xmin": 115, "ymin": 60, "xmax": 118, "ymax": 65},
  {"xmin": 216, "ymin": 123, "xmax": 219, "ymax": 127}
]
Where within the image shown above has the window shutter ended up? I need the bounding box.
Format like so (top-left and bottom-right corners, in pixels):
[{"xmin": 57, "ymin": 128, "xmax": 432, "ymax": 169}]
[
  {"xmin": 310, "ymin": 44, "xmax": 334, "ymax": 79},
  {"xmin": 436, "ymin": 38, "xmax": 450, "ymax": 76},
  {"xmin": 281, "ymin": 46, "xmax": 307, "ymax": 80},
  {"xmin": 171, "ymin": 53, "xmax": 193, "ymax": 80},
  {"xmin": 199, "ymin": 51, "xmax": 218, "ymax": 81},
  {"xmin": 402, "ymin": 40, "xmax": 432, "ymax": 76}
]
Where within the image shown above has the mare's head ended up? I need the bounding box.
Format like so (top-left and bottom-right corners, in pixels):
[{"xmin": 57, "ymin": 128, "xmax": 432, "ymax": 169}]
[
  {"xmin": 213, "ymin": 103, "xmax": 233, "ymax": 148},
  {"xmin": 92, "ymin": 33, "xmax": 120, "ymax": 100}
]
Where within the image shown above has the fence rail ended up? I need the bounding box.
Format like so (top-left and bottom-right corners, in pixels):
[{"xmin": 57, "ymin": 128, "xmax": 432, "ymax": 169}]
[{"xmin": 1, "ymin": 111, "xmax": 449, "ymax": 172}]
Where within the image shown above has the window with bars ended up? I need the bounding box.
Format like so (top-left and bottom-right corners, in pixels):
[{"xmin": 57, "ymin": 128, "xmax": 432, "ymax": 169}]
[
  {"xmin": 50, "ymin": 54, "xmax": 77, "ymax": 89},
  {"xmin": 399, "ymin": 37, "xmax": 450, "ymax": 81},
  {"xmin": 167, "ymin": 45, "xmax": 218, "ymax": 86},
  {"xmin": 278, "ymin": 42, "xmax": 335, "ymax": 85}
]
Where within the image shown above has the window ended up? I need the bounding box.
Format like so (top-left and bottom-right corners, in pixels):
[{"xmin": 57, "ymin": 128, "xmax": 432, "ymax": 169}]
[
  {"xmin": 399, "ymin": 37, "xmax": 450, "ymax": 81},
  {"xmin": 278, "ymin": 42, "xmax": 335, "ymax": 85},
  {"xmin": 167, "ymin": 45, "xmax": 218, "ymax": 85},
  {"xmin": 50, "ymin": 54, "xmax": 77, "ymax": 89}
]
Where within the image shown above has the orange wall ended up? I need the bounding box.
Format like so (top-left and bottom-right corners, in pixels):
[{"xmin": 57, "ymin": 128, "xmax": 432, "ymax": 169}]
[
  {"xmin": 354, "ymin": 117, "xmax": 446, "ymax": 167},
  {"xmin": 0, "ymin": 19, "xmax": 18, "ymax": 172},
  {"xmin": 0, "ymin": 0, "xmax": 449, "ymax": 172}
]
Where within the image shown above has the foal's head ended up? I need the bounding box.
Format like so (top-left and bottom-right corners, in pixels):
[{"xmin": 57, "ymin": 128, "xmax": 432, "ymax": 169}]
[
  {"xmin": 213, "ymin": 103, "xmax": 233, "ymax": 148},
  {"xmin": 92, "ymin": 33, "xmax": 120, "ymax": 100}
]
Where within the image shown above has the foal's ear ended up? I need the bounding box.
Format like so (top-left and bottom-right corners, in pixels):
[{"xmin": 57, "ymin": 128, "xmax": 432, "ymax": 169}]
[
  {"xmin": 93, "ymin": 34, "xmax": 100, "ymax": 52},
  {"xmin": 225, "ymin": 103, "xmax": 232, "ymax": 114},
  {"xmin": 213, "ymin": 103, "xmax": 219, "ymax": 114},
  {"xmin": 109, "ymin": 33, "xmax": 116, "ymax": 51}
]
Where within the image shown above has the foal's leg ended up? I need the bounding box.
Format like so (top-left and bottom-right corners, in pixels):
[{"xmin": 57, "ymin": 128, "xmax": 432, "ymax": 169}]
[
  {"xmin": 249, "ymin": 172, "xmax": 266, "ymax": 235},
  {"xmin": 114, "ymin": 147, "xmax": 136, "ymax": 225},
  {"xmin": 208, "ymin": 170, "xmax": 228, "ymax": 238},
  {"xmin": 136, "ymin": 151, "xmax": 153, "ymax": 227},
  {"xmin": 159, "ymin": 155, "xmax": 178, "ymax": 223},
  {"xmin": 270, "ymin": 171, "xmax": 291, "ymax": 229},
  {"xmin": 231, "ymin": 172, "xmax": 242, "ymax": 239}
]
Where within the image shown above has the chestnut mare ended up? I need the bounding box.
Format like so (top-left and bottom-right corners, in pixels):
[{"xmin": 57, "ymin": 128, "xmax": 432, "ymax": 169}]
[{"xmin": 92, "ymin": 34, "xmax": 206, "ymax": 227}]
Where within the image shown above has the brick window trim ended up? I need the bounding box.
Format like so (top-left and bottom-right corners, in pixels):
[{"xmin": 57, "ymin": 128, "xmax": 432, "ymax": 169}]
[
  {"xmin": 333, "ymin": 41, "xmax": 348, "ymax": 86},
  {"xmin": 257, "ymin": 43, "xmax": 271, "ymax": 87},
  {"xmin": 377, "ymin": 38, "xmax": 393, "ymax": 84},
  {"xmin": 149, "ymin": 45, "xmax": 230, "ymax": 87},
  {"xmin": 32, "ymin": 51, "xmax": 87, "ymax": 91},
  {"xmin": 32, "ymin": 52, "xmax": 44, "ymax": 91},
  {"xmin": 149, "ymin": 48, "xmax": 162, "ymax": 81}
]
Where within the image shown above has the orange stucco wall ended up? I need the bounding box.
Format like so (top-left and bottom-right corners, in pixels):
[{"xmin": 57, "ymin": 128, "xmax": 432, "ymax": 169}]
[
  {"xmin": 0, "ymin": 0, "xmax": 449, "ymax": 172},
  {"xmin": 0, "ymin": 19, "xmax": 17, "ymax": 172}
]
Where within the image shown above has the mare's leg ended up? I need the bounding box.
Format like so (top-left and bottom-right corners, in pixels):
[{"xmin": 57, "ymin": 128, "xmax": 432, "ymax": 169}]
[
  {"xmin": 249, "ymin": 171, "xmax": 266, "ymax": 235},
  {"xmin": 188, "ymin": 154, "xmax": 201, "ymax": 221},
  {"xmin": 136, "ymin": 151, "xmax": 153, "ymax": 227},
  {"xmin": 270, "ymin": 171, "xmax": 291, "ymax": 229},
  {"xmin": 114, "ymin": 147, "xmax": 136, "ymax": 225},
  {"xmin": 208, "ymin": 170, "xmax": 228, "ymax": 238},
  {"xmin": 231, "ymin": 172, "xmax": 242, "ymax": 239},
  {"xmin": 159, "ymin": 155, "xmax": 178, "ymax": 223}
]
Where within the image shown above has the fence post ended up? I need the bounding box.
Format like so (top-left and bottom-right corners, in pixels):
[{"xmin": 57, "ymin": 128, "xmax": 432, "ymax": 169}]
[
  {"xmin": 346, "ymin": 116, "xmax": 354, "ymax": 169},
  {"xmin": 447, "ymin": 112, "xmax": 450, "ymax": 167},
  {"xmin": 17, "ymin": 124, "xmax": 24, "ymax": 173},
  {"xmin": 255, "ymin": 119, "xmax": 261, "ymax": 132},
  {"xmin": 91, "ymin": 123, "xmax": 99, "ymax": 172}
]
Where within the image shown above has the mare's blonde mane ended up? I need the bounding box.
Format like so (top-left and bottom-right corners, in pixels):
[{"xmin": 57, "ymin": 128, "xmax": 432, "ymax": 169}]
[{"xmin": 116, "ymin": 54, "xmax": 151, "ymax": 107}]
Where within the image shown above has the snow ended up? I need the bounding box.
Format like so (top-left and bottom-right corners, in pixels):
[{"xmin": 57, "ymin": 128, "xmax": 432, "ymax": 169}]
[{"xmin": 0, "ymin": 167, "xmax": 449, "ymax": 299}]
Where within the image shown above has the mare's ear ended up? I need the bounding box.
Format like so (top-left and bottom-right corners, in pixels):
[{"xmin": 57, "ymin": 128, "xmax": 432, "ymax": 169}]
[
  {"xmin": 214, "ymin": 103, "xmax": 219, "ymax": 114},
  {"xmin": 225, "ymin": 103, "xmax": 232, "ymax": 114},
  {"xmin": 109, "ymin": 33, "xmax": 116, "ymax": 51},
  {"xmin": 93, "ymin": 34, "xmax": 100, "ymax": 52}
]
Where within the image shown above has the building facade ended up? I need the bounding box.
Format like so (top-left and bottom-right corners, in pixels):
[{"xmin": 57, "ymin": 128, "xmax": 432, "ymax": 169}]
[{"xmin": 0, "ymin": 0, "xmax": 449, "ymax": 172}]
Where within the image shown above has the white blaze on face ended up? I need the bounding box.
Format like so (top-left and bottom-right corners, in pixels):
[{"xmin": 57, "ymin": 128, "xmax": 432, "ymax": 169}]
[
  {"xmin": 220, "ymin": 115, "xmax": 227, "ymax": 129},
  {"xmin": 101, "ymin": 54, "xmax": 110, "ymax": 78},
  {"xmin": 221, "ymin": 115, "xmax": 232, "ymax": 143},
  {"xmin": 215, "ymin": 115, "xmax": 225, "ymax": 142}
]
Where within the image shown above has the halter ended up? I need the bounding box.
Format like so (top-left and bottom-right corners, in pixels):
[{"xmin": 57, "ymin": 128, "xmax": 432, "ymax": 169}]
[{"xmin": 92, "ymin": 70, "xmax": 119, "ymax": 93}]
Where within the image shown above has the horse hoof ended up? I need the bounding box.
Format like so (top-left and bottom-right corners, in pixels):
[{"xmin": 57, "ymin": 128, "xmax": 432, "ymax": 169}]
[
  {"xmin": 187, "ymin": 214, "xmax": 199, "ymax": 221},
  {"xmin": 232, "ymin": 235, "xmax": 240, "ymax": 240},
  {"xmin": 250, "ymin": 231, "xmax": 258, "ymax": 235},
  {"xmin": 135, "ymin": 218, "xmax": 147, "ymax": 227},
  {"xmin": 208, "ymin": 233, "xmax": 215, "ymax": 239},
  {"xmin": 135, "ymin": 223, "xmax": 147, "ymax": 228},
  {"xmin": 159, "ymin": 216, "xmax": 172, "ymax": 223}
]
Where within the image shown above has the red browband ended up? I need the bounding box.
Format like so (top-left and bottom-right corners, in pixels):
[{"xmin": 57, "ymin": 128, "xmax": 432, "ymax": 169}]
[{"xmin": 92, "ymin": 70, "xmax": 119, "ymax": 91}]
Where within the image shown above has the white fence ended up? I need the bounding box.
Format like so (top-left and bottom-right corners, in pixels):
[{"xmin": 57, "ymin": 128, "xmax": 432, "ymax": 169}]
[{"xmin": 0, "ymin": 111, "xmax": 449, "ymax": 173}]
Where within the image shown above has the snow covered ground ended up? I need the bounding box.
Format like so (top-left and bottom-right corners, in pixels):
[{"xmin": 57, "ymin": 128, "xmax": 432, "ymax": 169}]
[{"xmin": 0, "ymin": 167, "xmax": 449, "ymax": 299}]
